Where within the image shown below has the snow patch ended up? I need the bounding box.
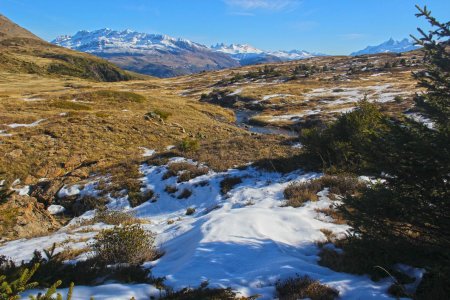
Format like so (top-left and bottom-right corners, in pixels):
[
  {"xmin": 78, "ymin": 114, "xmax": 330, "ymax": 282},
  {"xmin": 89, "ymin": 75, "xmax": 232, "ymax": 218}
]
[
  {"xmin": 7, "ymin": 119, "xmax": 46, "ymax": 128},
  {"xmin": 47, "ymin": 205, "xmax": 66, "ymax": 215},
  {"xmin": 139, "ymin": 147, "xmax": 156, "ymax": 157}
]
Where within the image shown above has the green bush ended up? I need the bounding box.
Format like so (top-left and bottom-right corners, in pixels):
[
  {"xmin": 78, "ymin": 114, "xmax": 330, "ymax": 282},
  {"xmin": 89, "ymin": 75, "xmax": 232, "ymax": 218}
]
[
  {"xmin": 92, "ymin": 224, "xmax": 157, "ymax": 265},
  {"xmin": 300, "ymin": 100, "xmax": 388, "ymax": 173},
  {"xmin": 0, "ymin": 263, "xmax": 74, "ymax": 300}
]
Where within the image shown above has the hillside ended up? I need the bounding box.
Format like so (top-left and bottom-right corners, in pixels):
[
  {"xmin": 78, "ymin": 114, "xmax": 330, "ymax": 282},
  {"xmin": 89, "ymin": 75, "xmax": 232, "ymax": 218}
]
[
  {"xmin": 0, "ymin": 15, "xmax": 140, "ymax": 82},
  {"xmin": 0, "ymin": 15, "xmax": 435, "ymax": 300}
]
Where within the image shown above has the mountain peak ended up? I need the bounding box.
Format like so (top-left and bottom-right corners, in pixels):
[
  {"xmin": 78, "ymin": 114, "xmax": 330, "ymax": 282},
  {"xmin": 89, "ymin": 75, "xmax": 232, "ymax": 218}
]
[
  {"xmin": 52, "ymin": 29, "xmax": 209, "ymax": 54},
  {"xmin": 351, "ymin": 37, "xmax": 420, "ymax": 56}
]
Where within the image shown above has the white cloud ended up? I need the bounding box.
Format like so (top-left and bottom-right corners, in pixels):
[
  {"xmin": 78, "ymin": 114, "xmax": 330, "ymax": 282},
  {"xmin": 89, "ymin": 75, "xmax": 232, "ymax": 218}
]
[{"xmin": 224, "ymin": 0, "xmax": 300, "ymax": 11}]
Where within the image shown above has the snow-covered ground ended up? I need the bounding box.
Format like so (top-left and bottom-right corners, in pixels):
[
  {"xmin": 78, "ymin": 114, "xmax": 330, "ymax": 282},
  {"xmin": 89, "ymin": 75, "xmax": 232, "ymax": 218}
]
[
  {"xmin": 405, "ymin": 112, "xmax": 435, "ymax": 129},
  {"xmin": 261, "ymin": 84, "xmax": 409, "ymax": 123},
  {"xmin": 0, "ymin": 156, "xmax": 401, "ymax": 299}
]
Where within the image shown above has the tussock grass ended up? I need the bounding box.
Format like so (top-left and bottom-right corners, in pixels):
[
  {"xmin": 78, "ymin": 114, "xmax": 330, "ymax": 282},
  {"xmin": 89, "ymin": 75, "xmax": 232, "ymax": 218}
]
[
  {"xmin": 283, "ymin": 175, "xmax": 363, "ymax": 207},
  {"xmin": 276, "ymin": 275, "xmax": 339, "ymax": 300},
  {"xmin": 220, "ymin": 176, "xmax": 242, "ymax": 194},
  {"xmin": 50, "ymin": 100, "xmax": 91, "ymax": 111},
  {"xmin": 163, "ymin": 162, "xmax": 208, "ymax": 182}
]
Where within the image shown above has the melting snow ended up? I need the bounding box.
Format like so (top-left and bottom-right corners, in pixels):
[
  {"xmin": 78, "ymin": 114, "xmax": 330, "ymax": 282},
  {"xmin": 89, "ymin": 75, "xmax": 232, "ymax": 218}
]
[
  {"xmin": 139, "ymin": 147, "xmax": 156, "ymax": 157},
  {"xmin": 262, "ymin": 94, "xmax": 293, "ymax": 101},
  {"xmin": 405, "ymin": 112, "xmax": 435, "ymax": 129},
  {"xmin": 228, "ymin": 88, "xmax": 243, "ymax": 96},
  {"xmin": 1, "ymin": 158, "xmax": 400, "ymax": 299},
  {"xmin": 47, "ymin": 205, "xmax": 66, "ymax": 215},
  {"xmin": 0, "ymin": 130, "xmax": 13, "ymax": 137},
  {"xmin": 7, "ymin": 119, "xmax": 46, "ymax": 128}
]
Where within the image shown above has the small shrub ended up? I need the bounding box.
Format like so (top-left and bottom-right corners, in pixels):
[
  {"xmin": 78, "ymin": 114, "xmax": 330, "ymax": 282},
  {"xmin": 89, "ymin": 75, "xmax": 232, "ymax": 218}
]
[
  {"xmin": 319, "ymin": 229, "xmax": 336, "ymax": 243},
  {"xmin": 318, "ymin": 175, "xmax": 364, "ymax": 197},
  {"xmin": 220, "ymin": 177, "xmax": 242, "ymax": 194},
  {"xmin": 275, "ymin": 275, "xmax": 339, "ymax": 300},
  {"xmin": 178, "ymin": 167, "xmax": 209, "ymax": 183},
  {"xmin": 178, "ymin": 189, "xmax": 192, "ymax": 199},
  {"xmin": 283, "ymin": 181, "xmax": 321, "ymax": 207},
  {"xmin": 93, "ymin": 209, "xmax": 143, "ymax": 226},
  {"xmin": 153, "ymin": 109, "xmax": 172, "ymax": 121},
  {"xmin": 164, "ymin": 162, "xmax": 195, "ymax": 179},
  {"xmin": 178, "ymin": 138, "xmax": 200, "ymax": 153},
  {"xmin": 185, "ymin": 207, "xmax": 196, "ymax": 215},
  {"xmin": 315, "ymin": 207, "xmax": 346, "ymax": 225},
  {"xmin": 165, "ymin": 185, "xmax": 178, "ymax": 194},
  {"xmin": 394, "ymin": 95, "xmax": 403, "ymax": 103},
  {"xmin": 128, "ymin": 189, "xmax": 154, "ymax": 207},
  {"xmin": 283, "ymin": 175, "xmax": 363, "ymax": 207},
  {"xmin": 92, "ymin": 224, "xmax": 157, "ymax": 265},
  {"xmin": 164, "ymin": 162, "xmax": 208, "ymax": 182}
]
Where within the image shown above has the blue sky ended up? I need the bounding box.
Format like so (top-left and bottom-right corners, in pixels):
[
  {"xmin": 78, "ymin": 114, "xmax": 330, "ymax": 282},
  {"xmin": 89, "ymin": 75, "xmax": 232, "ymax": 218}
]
[{"xmin": 1, "ymin": 0, "xmax": 449, "ymax": 55}]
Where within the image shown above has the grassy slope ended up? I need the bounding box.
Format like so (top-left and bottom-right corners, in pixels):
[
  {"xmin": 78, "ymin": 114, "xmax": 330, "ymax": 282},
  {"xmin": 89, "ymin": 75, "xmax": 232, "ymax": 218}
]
[{"xmin": 0, "ymin": 14, "xmax": 143, "ymax": 82}]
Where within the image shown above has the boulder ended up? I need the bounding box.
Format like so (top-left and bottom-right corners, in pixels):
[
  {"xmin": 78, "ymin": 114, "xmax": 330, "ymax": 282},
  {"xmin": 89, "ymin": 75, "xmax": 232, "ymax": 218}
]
[{"xmin": 0, "ymin": 194, "xmax": 60, "ymax": 242}]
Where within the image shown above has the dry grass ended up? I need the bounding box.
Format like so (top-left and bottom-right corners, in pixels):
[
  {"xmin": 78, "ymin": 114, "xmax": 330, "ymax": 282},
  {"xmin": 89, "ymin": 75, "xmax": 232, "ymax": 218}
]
[
  {"xmin": 178, "ymin": 188, "xmax": 193, "ymax": 199},
  {"xmin": 276, "ymin": 275, "xmax": 339, "ymax": 300},
  {"xmin": 163, "ymin": 162, "xmax": 209, "ymax": 182},
  {"xmin": 220, "ymin": 176, "xmax": 243, "ymax": 194},
  {"xmin": 92, "ymin": 209, "xmax": 145, "ymax": 226},
  {"xmin": 57, "ymin": 247, "xmax": 90, "ymax": 261},
  {"xmin": 284, "ymin": 181, "xmax": 321, "ymax": 207},
  {"xmin": 283, "ymin": 175, "xmax": 363, "ymax": 207},
  {"xmin": 316, "ymin": 207, "xmax": 347, "ymax": 225}
]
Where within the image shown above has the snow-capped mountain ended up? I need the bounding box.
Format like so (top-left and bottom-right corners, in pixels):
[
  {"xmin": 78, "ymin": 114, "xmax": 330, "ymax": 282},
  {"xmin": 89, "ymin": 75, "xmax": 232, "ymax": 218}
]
[
  {"xmin": 268, "ymin": 49, "xmax": 318, "ymax": 60},
  {"xmin": 351, "ymin": 38, "xmax": 421, "ymax": 56},
  {"xmin": 210, "ymin": 43, "xmax": 264, "ymax": 55},
  {"xmin": 210, "ymin": 43, "xmax": 321, "ymax": 65},
  {"xmin": 52, "ymin": 29, "xmax": 324, "ymax": 77},
  {"xmin": 52, "ymin": 29, "xmax": 239, "ymax": 78},
  {"xmin": 53, "ymin": 28, "xmax": 208, "ymax": 54}
]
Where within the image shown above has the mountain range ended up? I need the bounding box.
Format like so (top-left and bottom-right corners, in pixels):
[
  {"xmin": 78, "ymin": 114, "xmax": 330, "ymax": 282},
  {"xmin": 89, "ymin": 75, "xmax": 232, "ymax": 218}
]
[
  {"xmin": 51, "ymin": 29, "xmax": 421, "ymax": 78},
  {"xmin": 52, "ymin": 29, "xmax": 323, "ymax": 77},
  {"xmin": 351, "ymin": 38, "xmax": 420, "ymax": 56}
]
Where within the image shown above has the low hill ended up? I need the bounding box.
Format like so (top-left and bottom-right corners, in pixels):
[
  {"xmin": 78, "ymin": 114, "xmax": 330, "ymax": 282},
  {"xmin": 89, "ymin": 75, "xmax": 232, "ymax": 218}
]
[{"xmin": 0, "ymin": 15, "xmax": 141, "ymax": 82}]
